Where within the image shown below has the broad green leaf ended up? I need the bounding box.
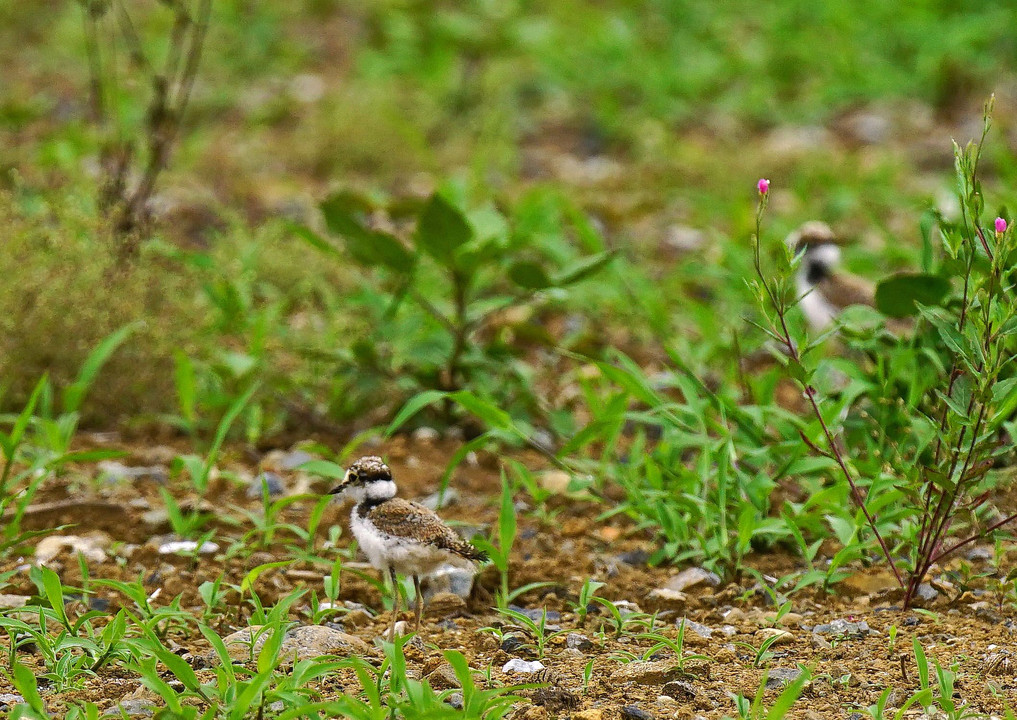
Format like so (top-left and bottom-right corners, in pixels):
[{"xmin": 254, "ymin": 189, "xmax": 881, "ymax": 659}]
[
  {"xmin": 449, "ymin": 391, "xmax": 513, "ymax": 430},
  {"xmin": 386, "ymin": 390, "xmax": 448, "ymax": 436},
  {"xmin": 875, "ymin": 273, "xmax": 951, "ymax": 318},
  {"xmin": 415, "ymin": 194, "xmax": 472, "ymax": 267},
  {"xmin": 297, "ymin": 459, "xmax": 347, "ymax": 479},
  {"xmin": 12, "ymin": 657, "xmax": 46, "ymax": 714},
  {"xmin": 321, "ymin": 193, "xmax": 414, "ymax": 272},
  {"xmin": 508, "ymin": 261, "xmax": 553, "ymax": 289}
]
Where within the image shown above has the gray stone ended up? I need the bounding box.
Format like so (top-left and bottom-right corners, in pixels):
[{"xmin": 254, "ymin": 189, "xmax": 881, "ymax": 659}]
[
  {"xmin": 916, "ymin": 584, "xmax": 939, "ymax": 602},
  {"xmin": 279, "ymin": 450, "xmax": 315, "ymax": 471},
  {"xmin": 218, "ymin": 624, "xmax": 370, "ymax": 664},
  {"xmin": 617, "ymin": 550, "xmax": 650, "ymax": 566},
  {"xmin": 425, "ymin": 663, "xmax": 461, "ymax": 689},
  {"xmin": 679, "ymin": 618, "xmax": 713, "ymax": 639},
  {"xmin": 965, "ymin": 546, "xmax": 994, "ymax": 562},
  {"xmin": 501, "ymin": 633, "xmax": 529, "ymax": 655},
  {"xmin": 765, "ymin": 668, "xmax": 802, "ymax": 690},
  {"xmin": 422, "ymin": 563, "xmax": 475, "ymax": 600},
  {"xmin": 104, "ymin": 699, "xmax": 155, "ymax": 717},
  {"xmin": 447, "ymin": 692, "xmax": 464, "ymax": 710},
  {"xmin": 621, "ymin": 706, "xmax": 653, "ymax": 720},
  {"xmin": 0, "ymin": 694, "xmax": 24, "ymax": 711},
  {"xmin": 666, "ymin": 568, "xmax": 721, "ymax": 592},
  {"xmin": 566, "ymin": 633, "xmax": 593, "ymax": 652},
  {"xmin": 812, "ymin": 619, "xmax": 870, "ymax": 639},
  {"xmin": 97, "ymin": 461, "xmax": 167, "ymax": 484},
  {"xmin": 0, "ymin": 595, "xmax": 30, "ymax": 609},
  {"xmin": 611, "ymin": 661, "xmax": 683, "ymax": 685},
  {"xmin": 247, "ymin": 471, "xmax": 285, "ymax": 498},
  {"xmin": 419, "ymin": 488, "xmax": 459, "ymax": 511},
  {"xmin": 645, "ymin": 588, "xmax": 687, "ymax": 611},
  {"xmin": 661, "ymin": 680, "xmax": 697, "ymax": 701},
  {"xmin": 426, "ymin": 592, "xmax": 467, "ymax": 618}
]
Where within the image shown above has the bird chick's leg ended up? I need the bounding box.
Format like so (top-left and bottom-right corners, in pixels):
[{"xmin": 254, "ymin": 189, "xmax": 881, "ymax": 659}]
[
  {"xmin": 413, "ymin": 575, "xmax": 423, "ymax": 633},
  {"xmin": 388, "ymin": 566, "xmax": 399, "ymax": 642}
]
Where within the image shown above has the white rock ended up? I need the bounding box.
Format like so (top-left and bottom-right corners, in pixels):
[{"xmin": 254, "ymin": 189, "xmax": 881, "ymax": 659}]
[
  {"xmin": 538, "ymin": 470, "xmax": 572, "ymax": 494},
  {"xmin": 36, "ymin": 535, "xmax": 108, "ymax": 565},
  {"xmin": 158, "ymin": 540, "xmax": 220, "ymax": 555},
  {"xmin": 502, "ymin": 659, "xmax": 545, "ymax": 674}
]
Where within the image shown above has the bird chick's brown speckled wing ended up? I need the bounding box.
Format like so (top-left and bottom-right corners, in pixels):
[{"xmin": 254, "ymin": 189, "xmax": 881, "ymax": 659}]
[
  {"xmin": 817, "ymin": 272, "xmax": 875, "ymax": 310},
  {"xmin": 364, "ymin": 498, "xmax": 488, "ymax": 562}
]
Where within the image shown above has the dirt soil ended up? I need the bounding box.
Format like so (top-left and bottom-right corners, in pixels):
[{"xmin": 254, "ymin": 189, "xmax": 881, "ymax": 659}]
[{"xmin": 1, "ymin": 436, "xmax": 1016, "ymax": 719}]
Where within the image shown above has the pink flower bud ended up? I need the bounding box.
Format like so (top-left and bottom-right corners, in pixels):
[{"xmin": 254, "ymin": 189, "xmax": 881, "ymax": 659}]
[
  {"xmin": 757, "ymin": 178, "xmax": 770, "ymax": 196},
  {"xmin": 995, "ymin": 217, "xmax": 1007, "ymax": 235}
]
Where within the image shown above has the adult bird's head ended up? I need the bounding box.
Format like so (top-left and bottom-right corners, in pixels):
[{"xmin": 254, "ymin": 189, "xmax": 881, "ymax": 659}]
[{"xmin": 328, "ymin": 456, "xmax": 397, "ymax": 503}]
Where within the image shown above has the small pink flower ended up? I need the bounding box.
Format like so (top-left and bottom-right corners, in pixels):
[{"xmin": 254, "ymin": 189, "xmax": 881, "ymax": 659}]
[
  {"xmin": 995, "ymin": 217, "xmax": 1007, "ymax": 235},
  {"xmin": 757, "ymin": 178, "xmax": 770, "ymax": 196}
]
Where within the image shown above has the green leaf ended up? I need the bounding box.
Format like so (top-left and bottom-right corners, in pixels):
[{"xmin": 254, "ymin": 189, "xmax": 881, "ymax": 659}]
[
  {"xmin": 508, "ymin": 261, "xmax": 553, "ymax": 289},
  {"xmin": 63, "ymin": 322, "xmax": 141, "ymax": 413},
  {"xmin": 173, "ymin": 351, "xmax": 197, "ymax": 428},
  {"xmin": 765, "ymin": 666, "xmax": 811, "ymax": 719},
  {"xmin": 320, "ymin": 193, "xmax": 414, "ymax": 273},
  {"xmin": 12, "ymin": 657, "xmax": 46, "ymax": 714},
  {"xmin": 555, "ymin": 251, "xmax": 617, "ymax": 286},
  {"xmin": 386, "ymin": 390, "xmax": 448, "ymax": 436},
  {"xmin": 415, "ymin": 194, "xmax": 473, "ymax": 267},
  {"xmin": 0, "ymin": 374, "xmax": 46, "ymax": 458},
  {"xmin": 449, "ymin": 391, "xmax": 513, "ymax": 431},
  {"xmin": 875, "ymin": 273, "xmax": 951, "ymax": 318},
  {"xmin": 298, "ymin": 459, "xmax": 347, "ymax": 479},
  {"xmin": 241, "ymin": 560, "xmax": 293, "ymax": 595},
  {"xmin": 36, "ymin": 565, "xmax": 68, "ymax": 628}
]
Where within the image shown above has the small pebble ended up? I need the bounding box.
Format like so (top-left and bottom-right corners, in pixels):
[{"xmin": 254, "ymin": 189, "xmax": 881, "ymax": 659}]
[
  {"xmin": 765, "ymin": 668, "xmax": 803, "ymax": 690},
  {"xmin": 566, "ymin": 633, "xmax": 593, "ymax": 651},
  {"xmin": 666, "ymin": 568, "xmax": 722, "ymax": 592},
  {"xmin": 501, "ymin": 633, "xmax": 528, "ymax": 655},
  {"xmin": 0, "ymin": 694, "xmax": 25, "ymax": 711},
  {"xmin": 412, "ymin": 427, "xmax": 440, "ymax": 443},
  {"xmin": 247, "ymin": 471, "xmax": 285, "ymax": 498},
  {"xmin": 621, "ymin": 705, "xmax": 653, "ymax": 720}
]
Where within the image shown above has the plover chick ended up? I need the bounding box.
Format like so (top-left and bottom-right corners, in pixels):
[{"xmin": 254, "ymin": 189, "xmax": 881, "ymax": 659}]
[
  {"xmin": 787, "ymin": 221, "xmax": 874, "ymax": 332},
  {"xmin": 328, "ymin": 456, "xmax": 487, "ymax": 640}
]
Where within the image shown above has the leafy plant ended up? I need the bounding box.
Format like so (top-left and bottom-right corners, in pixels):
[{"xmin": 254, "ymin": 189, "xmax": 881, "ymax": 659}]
[
  {"xmin": 297, "ymin": 188, "xmax": 613, "ymax": 425},
  {"xmin": 750, "ymin": 98, "xmax": 1017, "ymax": 608}
]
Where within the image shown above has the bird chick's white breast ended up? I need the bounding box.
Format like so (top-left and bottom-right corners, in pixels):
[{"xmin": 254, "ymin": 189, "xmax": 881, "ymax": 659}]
[{"xmin": 351, "ymin": 507, "xmax": 452, "ymax": 576}]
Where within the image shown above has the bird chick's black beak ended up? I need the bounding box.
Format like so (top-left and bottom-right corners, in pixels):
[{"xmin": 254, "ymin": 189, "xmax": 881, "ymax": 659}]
[{"xmin": 327, "ymin": 483, "xmax": 347, "ymax": 495}]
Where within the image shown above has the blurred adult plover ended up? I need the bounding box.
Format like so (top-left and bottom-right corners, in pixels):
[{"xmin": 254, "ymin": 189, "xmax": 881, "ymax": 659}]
[
  {"xmin": 787, "ymin": 221, "xmax": 874, "ymax": 332},
  {"xmin": 329, "ymin": 456, "xmax": 487, "ymax": 640}
]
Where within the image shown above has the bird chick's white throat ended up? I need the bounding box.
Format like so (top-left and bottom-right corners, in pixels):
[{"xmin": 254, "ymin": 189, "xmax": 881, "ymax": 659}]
[{"xmin": 343, "ymin": 478, "xmax": 396, "ymax": 504}]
